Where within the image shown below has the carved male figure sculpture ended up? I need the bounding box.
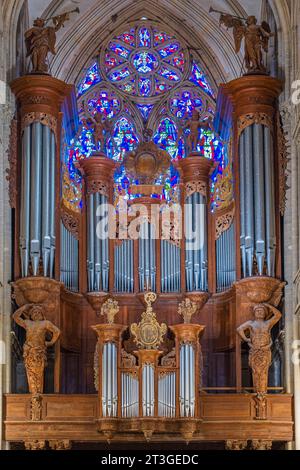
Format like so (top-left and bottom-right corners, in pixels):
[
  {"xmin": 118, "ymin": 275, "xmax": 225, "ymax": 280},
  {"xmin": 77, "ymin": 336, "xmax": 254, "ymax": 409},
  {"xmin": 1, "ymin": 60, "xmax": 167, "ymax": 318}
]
[
  {"xmin": 237, "ymin": 303, "xmax": 281, "ymax": 394},
  {"xmin": 185, "ymin": 110, "xmax": 213, "ymax": 153},
  {"xmin": 13, "ymin": 304, "xmax": 60, "ymax": 394}
]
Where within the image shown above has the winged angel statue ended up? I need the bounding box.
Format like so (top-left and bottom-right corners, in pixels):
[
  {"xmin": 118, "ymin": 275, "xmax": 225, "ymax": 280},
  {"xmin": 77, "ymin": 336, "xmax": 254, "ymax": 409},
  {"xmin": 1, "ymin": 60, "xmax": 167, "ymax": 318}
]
[
  {"xmin": 25, "ymin": 8, "xmax": 80, "ymax": 74},
  {"xmin": 210, "ymin": 8, "xmax": 274, "ymax": 74}
]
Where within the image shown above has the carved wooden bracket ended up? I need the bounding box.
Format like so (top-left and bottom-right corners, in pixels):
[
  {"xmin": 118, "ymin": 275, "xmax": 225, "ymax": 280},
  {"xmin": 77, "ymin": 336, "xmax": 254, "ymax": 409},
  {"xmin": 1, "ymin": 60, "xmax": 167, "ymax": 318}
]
[
  {"xmin": 61, "ymin": 202, "xmax": 80, "ymax": 240},
  {"xmin": 238, "ymin": 112, "xmax": 273, "ymax": 136},
  {"xmin": 215, "ymin": 205, "xmax": 235, "ymax": 240},
  {"xmin": 21, "ymin": 112, "xmax": 57, "ymax": 138}
]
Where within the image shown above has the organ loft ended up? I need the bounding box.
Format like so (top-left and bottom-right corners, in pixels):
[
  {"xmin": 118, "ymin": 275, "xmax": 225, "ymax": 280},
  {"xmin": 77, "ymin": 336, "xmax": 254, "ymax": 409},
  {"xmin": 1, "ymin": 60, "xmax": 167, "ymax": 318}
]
[{"xmin": 1, "ymin": 0, "xmax": 299, "ymax": 452}]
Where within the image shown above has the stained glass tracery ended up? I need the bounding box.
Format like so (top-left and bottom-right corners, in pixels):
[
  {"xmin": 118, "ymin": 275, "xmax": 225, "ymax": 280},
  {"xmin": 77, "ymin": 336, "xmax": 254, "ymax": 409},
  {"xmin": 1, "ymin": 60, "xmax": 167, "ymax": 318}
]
[{"xmin": 69, "ymin": 23, "xmax": 227, "ymax": 212}]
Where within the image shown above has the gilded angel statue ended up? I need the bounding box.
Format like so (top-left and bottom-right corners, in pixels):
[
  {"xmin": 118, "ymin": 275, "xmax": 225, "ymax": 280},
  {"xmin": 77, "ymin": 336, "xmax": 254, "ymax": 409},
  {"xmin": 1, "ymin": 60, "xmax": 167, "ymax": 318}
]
[
  {"xmin": 25, "ymin": 8, "xmax": 80, "ymax": 74},
  {"xmin": 210, "ymin": 8, "xmax": 274, "ymax": 74}
]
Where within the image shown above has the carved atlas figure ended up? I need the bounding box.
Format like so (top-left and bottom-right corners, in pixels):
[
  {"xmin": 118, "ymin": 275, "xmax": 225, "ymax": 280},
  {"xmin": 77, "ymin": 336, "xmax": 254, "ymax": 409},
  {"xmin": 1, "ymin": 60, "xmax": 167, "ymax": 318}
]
[
  {"xmin": 13, "ymin": 304, "xmax": 60, "ymax": 394},
  {"xmin": 209, "ymin": 7, "xmax": 274, "ymax": 74},
  {"xmin": 237, "ymin": 303, "xmax": 281, "ymax": 394},
  {"xmin": 25, "ymin": 8, "xmax": 80, "ymax": 74}
]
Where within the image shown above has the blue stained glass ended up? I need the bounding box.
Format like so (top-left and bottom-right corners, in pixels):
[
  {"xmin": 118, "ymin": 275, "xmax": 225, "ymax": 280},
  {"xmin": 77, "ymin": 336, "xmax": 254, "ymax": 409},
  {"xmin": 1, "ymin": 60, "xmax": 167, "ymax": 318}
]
[
  {"xmin": 139, "ymin": 78, "xmax": 151, "ymax": 96},
  {"xmin": 119, "ymin": 79, "xmax": 136, "ymax": 95},
  {"xmin": 135, "ymin": 104, "xmax": 154, "ymax": 120},
  {"xmin": 158, "ymin": 43, "xmax": 179, "ymax": 58},
  {"xmin": 154, "ymin": 31, "xmax": 172, "ymax": 45},
  {"xmin": 88, "ymin": 91, "xmax": 120, "ymax": 119},
  {"xmin": 189, "ymin": 62, "xmax": 215, "ymax": 98},
  {"xmin": 109, "ymin": 67, "xmax": 130, "ymax": 81},
  {"xmin": 109, "ymin": 42, "xmax": 131, "ymax": 58},
  {"xmin": 132, "ymin": 51, "xmax": 158, "ymax": 73},
  {"xmin": 153, "ymin": 117, "xmax": 179, "ymax": 159},
  {"xmin": 158, "ymin": 67, "xmax": 180, "ymax": 81},
  {"xmin": 139, "ymin": 27, "xmax": 151, "ymax": 47},
  {"xmin": 77, "ymin": 62, "xmax": 101, "ymax": 96},
  {"xmin": 116, "ymin": 30, "xmax": 135, "ymax": 46},
  {"xmin": 170, "ymin": 90, "xmax": 203, "ymax": 119},
  {"xmin": 108, "ymin": 117, "xmax": 139, "ymax": 161}
]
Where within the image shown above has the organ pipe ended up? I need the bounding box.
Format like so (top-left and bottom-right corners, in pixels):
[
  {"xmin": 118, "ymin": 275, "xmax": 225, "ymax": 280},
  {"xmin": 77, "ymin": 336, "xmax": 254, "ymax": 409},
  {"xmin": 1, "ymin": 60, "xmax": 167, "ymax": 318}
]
[
  {"xmin": 60, "ymin": 221, "xmax": 79, "ymax": 292},
  {"xmin": 239, "ymin": 124, "xmax": 276, "ymax": 277},
  {"xmin": 138, "ymin": 222, "xmax": 156, "ymax": 292},
  {"xmin": 216, "ymin": 223, "xmax": 236, "ymax": 292},
  {"xmin": 114, "ymin": 240, "xmax": 134, "ymax": 293},
  {"xmin": 20, "ymin": 123, "xmax": 56, "ymax": 278}
]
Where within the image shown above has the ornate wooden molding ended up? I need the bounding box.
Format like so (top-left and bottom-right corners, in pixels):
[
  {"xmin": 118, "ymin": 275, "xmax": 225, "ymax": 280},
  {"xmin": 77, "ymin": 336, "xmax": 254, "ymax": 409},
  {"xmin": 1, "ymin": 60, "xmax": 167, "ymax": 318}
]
[
  {"xmin": 21, "ymin": 112, "xmax": 57, "ymax": 137},
  {"xmin": 24, "ymin": 440, "xmax": 46, "ymax": 450},
  {"xmin": 238, "ymin": 112, "xmax": 273, "ymax": 136},
  {"xmin": 48, "ymin": 440, "xmax": 72, "ymax": 450},
  {"xmin": 86, "ymin": 180, "xmax": 109, "ymax": 197},
  {"xmin": 277, "ymin": 113, "xmax": 289, "ymax": 216},
  {"xmin": 185, "ymin": 180, "xmax": 207, "ymax": 198},
  {"xmin": 6, "ymin": 117, "xmax": 18, "ymax": 208},
  {"xmin": 225, "ymin": 440, "xmax": 248, "ymax": 451},
  {"xmin": 215, "ymin": 205, "xmax": 235, "ymax": 240},
  {"xmin": 176, "ymin": 154, "xmax": 213, "ymax": 187},
  {"xmin": 251, "ymin": 440, "xmax": 272, "ymax": 451},
  {"xmin": 235, "ymin": 277, "xmax": 285, "ymax": 306},
  {"xmin": 61, "ymin": 202, "xmax": 80, "ymax": 240}
]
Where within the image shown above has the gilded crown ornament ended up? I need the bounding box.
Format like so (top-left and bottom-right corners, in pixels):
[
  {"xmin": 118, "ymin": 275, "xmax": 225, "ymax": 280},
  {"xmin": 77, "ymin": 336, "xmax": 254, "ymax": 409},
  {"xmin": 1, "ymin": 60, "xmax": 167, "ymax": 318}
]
[
  {"xmin": 101, "ymin": 298, "xmax": 119, "ymax": 324},
  {"xmin": 130, "ymin": 292, "xmax": 167, "ymax": 349}
]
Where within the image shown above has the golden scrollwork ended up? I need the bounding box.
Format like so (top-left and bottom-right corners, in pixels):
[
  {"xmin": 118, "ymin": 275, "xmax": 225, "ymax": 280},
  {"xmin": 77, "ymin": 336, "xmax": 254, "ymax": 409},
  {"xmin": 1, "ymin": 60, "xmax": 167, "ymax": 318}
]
[
  {"xmin": 101, "ymin": 298, "xmax": 119, "ymax": 324},
  {"xmin": 62, "ymin": 164, "xmax": 82, "ymax": 214},
  {"xmin": 185, "ymin": 180, "xmax": 207, "ymax": 199},
  {"xmin": 238, "ymin": 112, "xmax": 273, "ymax": 136},
  {"xmin": 215, "ymin": 206, "xmax": 235, "ymax": 240},
  {"xmin": 161, "ymin": 348, "xmax": 176, "ymax": 367},
  {"xmin": 277, "ymin": 113, "xmax": 289, "ymax": 216},
  {"xmin": 130, "ymin": 292, "xmax": 167, "ymax": 349},
  {"xmin": 213, "ymin": 165, "xmax": 234, "ymax": 211},
  {"xmin": 22, "ymin": 112, "xmax": 57, "ymax": 137}
]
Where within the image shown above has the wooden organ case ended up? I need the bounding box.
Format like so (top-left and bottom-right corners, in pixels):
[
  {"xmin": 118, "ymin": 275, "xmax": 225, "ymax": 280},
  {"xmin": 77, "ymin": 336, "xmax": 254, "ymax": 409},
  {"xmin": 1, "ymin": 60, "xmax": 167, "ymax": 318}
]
[{"xmin": 4, "ymin": 72, "xmax": 293, "ymax": 451}]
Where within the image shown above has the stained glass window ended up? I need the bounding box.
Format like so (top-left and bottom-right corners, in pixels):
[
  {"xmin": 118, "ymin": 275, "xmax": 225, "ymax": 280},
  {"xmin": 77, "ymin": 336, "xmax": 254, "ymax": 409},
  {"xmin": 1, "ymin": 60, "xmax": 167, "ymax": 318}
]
[
  {"xmin": 72, "ymin": 22, "xmax": 225, "ymax": 212},
  {"xmin": 77, "ymin": 62, "xmax": 101, "ymax": 96},
  {"xmin": 103, "ymin": 25, "xmax": 186, "ymax": 98}
]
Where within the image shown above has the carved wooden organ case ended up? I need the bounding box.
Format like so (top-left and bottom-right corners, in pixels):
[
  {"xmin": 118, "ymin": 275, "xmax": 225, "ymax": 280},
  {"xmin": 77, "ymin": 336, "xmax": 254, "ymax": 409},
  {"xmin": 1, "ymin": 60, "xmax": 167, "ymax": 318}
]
[{"xmin": 5, "ymin": 73, "xmax": 293, "ymax": 447}]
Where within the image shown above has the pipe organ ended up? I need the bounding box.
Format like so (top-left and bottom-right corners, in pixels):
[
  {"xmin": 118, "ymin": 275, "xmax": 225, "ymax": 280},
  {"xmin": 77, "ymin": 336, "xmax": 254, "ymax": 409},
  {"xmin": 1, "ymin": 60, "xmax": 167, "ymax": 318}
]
[{"xmin": 6, "ymin": 72, "xmax": 293, "ymax": 448}]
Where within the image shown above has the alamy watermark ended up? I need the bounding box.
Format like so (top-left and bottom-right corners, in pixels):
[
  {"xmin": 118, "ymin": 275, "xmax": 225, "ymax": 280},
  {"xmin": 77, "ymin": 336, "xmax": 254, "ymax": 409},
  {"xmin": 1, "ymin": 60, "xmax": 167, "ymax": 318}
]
[
  {"xmin": 291, "ymin": 80, "xmax": 300, "ymax": 106},
  {"xmin": 95, "ymin": 201, "xmax": 205, "ymax": 250}
]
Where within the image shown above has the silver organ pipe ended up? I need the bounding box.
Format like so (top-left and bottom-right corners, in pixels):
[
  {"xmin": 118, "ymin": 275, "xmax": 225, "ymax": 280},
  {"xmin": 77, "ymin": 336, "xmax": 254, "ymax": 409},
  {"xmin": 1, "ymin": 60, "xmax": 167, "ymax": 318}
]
[
  {"xmin": 239, "ymin": 132, "xmax": 246, "ymax": 277},
  {"xmin": 87, "ymin": 193, "xmax": 109, "ymax": 292},
  {"xmin": 142, "ymin": 364, "xmax": 155, "ymax": 417},
  {"xmin": 253, "ymin": 124, "xmax": 266, "ymax": 275},
  {"xmin": 239, "ymin": 124, "xmax": 276, "ymax": 277},
  {"xmin": 114, "ymin": 240, "xmax": 134, "ymax": 293},
  {"xmin": 102, "ymin": 342, "xmax": 118, "ymax": 417},
  {"xmin": 138, "ymin": 222, "xmax": 156, "ymax": 292},
  {"xmin": 185, "ymin": 193, "xmax": 208, "ymax": 292},
  {"xmin": 179, "ymin": 343, "xmax": 196, "ymax": 417},
  {"xmin": 264, "ymin": 126, "xmax": 276, "ymax": 277},
  {"xmin": 60, "ymin": 221, "xmax": 79, "ymax": 292},
  {"xmin": 20, "ymin": 122, "xmax": 56, "ymax": 277},
  {"xmin": 160, "ymin": 241, "xmax": 181, "ymax": 293},
  {"xmin": 121, "ymin": 372, "xmax": 139, "ymax": 418},
  {"xmin": 158, "ymin": 372, "xmax": 176, "ymax": 417},
  {"xmin": 216, "ymin": 223, "xmax": 236, "ymax": 292}
]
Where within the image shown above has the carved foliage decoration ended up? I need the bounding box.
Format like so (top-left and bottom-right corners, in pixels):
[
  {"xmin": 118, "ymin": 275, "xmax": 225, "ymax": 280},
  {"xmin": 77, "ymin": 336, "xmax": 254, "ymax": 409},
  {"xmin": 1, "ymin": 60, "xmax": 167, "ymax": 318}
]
[
  {"xmin": 22, "ymin": 112, "xmax": 57, "ymax": 137},
  {"xmin": 121, "ymin": 348, "xmax": 137, "ymax": 368},
  {"xmin": 215, "ymin": 206, "xmax": 235, "ymax": 240},
  {"xmin": 277, "ymin": 113, "xmax": 289, "ymax": 216},
  {"xmin": 61, "ymin": 203, "xmax": 80, "ymax": 240},
  {"xmin": 238, "ymin": 113, "xmax": 273, "ymax": 136},
  {"xmin": 62, "ymin": 164, "xmax": 82, "ymax": 214},
  {"xmin": 6, "ymin": 117, "xmax": 18, "ymax": 208},
  {"xmin": 86, "ymin": 180, "xmax": 108, "ymax": 196},
  {"xmin": 213, "ymin": 164, "xmax": 234, "ymax": 211},
  {"xmin": 185, "ymin": 180, "xmax": 207, "ymax": 198}
]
